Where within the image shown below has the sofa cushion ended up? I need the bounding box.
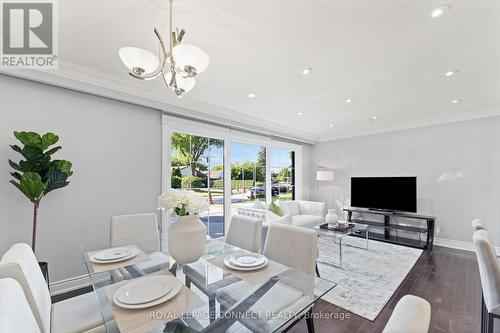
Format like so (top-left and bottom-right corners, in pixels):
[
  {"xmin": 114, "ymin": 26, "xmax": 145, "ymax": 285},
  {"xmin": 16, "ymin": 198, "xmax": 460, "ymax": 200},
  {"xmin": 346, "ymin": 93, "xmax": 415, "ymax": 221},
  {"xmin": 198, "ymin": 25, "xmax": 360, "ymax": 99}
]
[
  {"xmin": 279, "ymin": 201, "xmax": 300, "ymax": 216},
  {"xmin": 292, "ymin": 215, "xmax": 324, "ymax": 229}
]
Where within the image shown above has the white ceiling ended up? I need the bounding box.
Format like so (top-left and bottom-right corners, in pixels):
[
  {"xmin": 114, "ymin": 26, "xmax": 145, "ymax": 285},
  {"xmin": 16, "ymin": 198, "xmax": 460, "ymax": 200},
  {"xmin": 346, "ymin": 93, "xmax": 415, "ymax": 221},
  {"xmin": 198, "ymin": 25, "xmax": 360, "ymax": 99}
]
[{"xmin": 8, "ymin": 0, "xmax": 500, "ymax": 142}]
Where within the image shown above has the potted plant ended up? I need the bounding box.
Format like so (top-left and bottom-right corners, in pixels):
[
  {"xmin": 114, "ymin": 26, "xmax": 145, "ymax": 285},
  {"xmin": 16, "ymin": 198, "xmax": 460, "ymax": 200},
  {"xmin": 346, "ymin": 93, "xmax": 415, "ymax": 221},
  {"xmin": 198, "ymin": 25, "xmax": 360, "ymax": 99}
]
[
  {"xmin": 8, "ymin": 131, "xmax": 73, "ymax": 281},
  {"xmin": 158, "ymin": 189, "xmax": 208, "ymax": 263}
]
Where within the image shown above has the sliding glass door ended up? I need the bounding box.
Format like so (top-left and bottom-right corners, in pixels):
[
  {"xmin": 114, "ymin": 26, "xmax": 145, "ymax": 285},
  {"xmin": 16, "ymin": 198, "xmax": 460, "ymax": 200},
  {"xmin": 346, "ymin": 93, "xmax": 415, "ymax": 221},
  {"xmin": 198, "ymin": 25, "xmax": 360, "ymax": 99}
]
[
  {"xmin": 164, "ymin": 116, "xmax": 302, "ymax": 237},
  {"xmin": 170, "ymin": 132, "xmax": 225, "ymax": 237},
  {"xmin": 271, "ymin": 148, "xmax": 295, "ymax": 202},
  {"xmin": 230, "ymin": 142, "xmax": 266, "ymax": 214}
]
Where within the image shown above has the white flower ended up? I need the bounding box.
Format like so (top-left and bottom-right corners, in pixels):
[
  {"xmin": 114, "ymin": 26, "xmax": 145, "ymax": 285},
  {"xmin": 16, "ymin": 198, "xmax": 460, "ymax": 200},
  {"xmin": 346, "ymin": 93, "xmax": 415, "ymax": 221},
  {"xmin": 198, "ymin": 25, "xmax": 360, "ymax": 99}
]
[{"xmin": 158, "ymin": 189, "xmax": 208, "ymax": 216}]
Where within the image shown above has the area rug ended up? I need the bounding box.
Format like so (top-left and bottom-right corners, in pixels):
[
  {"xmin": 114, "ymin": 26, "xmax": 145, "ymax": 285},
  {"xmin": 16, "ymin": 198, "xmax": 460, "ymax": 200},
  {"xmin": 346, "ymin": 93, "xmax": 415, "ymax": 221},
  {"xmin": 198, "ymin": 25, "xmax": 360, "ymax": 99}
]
[{"xmin": 317, "ymin": 235, "xmax": 422, "ymax": 321}]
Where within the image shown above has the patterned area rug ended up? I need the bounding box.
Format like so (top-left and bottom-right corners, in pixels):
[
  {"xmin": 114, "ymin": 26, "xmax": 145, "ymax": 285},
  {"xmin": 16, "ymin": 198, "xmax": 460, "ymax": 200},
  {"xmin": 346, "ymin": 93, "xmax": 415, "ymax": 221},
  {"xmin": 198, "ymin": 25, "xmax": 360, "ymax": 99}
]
[{"xmin": 317, "ymin": 235, "xmax": 422, "ymax": 321}]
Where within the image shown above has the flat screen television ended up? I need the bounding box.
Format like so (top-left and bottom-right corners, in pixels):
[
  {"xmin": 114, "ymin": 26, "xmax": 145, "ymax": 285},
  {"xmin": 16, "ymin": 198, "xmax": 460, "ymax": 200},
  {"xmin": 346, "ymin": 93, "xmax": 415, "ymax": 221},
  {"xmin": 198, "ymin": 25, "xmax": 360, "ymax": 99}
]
[{"xmin": 350, "ymin": 177, "xmax": 417, "ymax": 213}]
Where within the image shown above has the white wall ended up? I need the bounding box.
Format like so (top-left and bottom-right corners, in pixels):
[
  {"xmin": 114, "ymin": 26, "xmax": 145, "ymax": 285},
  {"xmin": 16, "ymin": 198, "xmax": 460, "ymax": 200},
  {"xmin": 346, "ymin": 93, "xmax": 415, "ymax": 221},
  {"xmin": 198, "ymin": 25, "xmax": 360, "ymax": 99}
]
[
  {"xmin": 309, "ymin": 116, "xmax": 500, "ymax": 247},
  {"xmin": 0, "ymin": 74, "xmax": 162, "ymax": 281}
]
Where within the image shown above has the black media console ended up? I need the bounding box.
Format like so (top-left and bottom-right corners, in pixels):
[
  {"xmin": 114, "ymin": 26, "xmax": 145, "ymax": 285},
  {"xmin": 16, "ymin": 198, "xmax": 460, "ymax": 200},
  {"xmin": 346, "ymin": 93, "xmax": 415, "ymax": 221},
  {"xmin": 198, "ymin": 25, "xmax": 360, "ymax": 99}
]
[{"xmin": 343, "ymin": 207, "xmax": 436, "ymax": 250}]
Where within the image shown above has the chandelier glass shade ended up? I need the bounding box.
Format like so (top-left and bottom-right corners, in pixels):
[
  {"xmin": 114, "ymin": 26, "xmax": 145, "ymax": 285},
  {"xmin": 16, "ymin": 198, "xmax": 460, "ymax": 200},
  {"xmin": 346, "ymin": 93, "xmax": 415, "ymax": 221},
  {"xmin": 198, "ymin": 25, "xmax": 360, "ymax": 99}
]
[{"xmin": 118, "ymin": 0, "xmax": 209, "ymax": 96}]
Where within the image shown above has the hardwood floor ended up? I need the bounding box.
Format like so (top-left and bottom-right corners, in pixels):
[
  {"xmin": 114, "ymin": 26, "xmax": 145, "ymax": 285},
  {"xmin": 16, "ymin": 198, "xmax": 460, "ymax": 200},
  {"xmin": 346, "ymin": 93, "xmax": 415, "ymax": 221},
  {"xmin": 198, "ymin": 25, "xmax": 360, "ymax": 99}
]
[
  {"xmin": 53, "ymin": 246, "xmax": 497, "ymax": 332},
  {"xmin": 290, "ymin": 245, "xmax": 498, "ymax": 333}
]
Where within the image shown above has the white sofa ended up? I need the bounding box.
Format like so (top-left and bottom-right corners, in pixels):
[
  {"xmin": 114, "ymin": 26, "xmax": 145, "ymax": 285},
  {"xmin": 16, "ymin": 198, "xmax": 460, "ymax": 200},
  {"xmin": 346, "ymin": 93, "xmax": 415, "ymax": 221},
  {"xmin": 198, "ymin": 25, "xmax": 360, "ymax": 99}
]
[
  {"xmin": 238, "ymin": 200, "xmax": 326, "ymax": 252},
  {"xmin": 277, "ymin": 200, "xmax": 327, "ymax": 228}
]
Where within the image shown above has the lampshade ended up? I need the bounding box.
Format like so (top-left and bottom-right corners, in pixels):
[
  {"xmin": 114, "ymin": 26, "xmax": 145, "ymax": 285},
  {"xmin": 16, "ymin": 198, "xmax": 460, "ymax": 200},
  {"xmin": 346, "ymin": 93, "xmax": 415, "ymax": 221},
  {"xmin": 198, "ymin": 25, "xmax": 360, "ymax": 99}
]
[
  {"xmin": 164, "ymin": 72, "xmax": 196, "ymax": 92},
  {"xmin": 172, "ymin": 44, "xmax": 210, "ymax": 75},
  {"xmin": 118, "ymin": 47, "xmax": 159, "ymax": 74},
  {"xmin": 316, "ymin": 170, "xmax": 334, "ymax": 181}
]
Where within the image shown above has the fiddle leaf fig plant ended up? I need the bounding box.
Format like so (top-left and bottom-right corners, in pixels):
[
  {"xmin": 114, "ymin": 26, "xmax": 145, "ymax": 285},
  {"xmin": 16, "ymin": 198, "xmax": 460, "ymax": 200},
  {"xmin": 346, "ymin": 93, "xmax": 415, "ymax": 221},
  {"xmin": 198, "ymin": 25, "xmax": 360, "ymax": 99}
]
[{"xmin": 9, "ymin": 131, "xmax": 73, "ymax": 252}]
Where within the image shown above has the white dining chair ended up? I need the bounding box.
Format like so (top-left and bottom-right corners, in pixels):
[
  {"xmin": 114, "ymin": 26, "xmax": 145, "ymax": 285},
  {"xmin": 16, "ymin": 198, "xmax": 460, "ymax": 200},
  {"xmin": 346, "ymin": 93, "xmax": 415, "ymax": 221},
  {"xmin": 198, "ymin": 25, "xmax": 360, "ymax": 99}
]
[
  {"xmin": 0, "ymin": 243, "xmax": 105, "ymax": 333},
  {"xmin": 225, "ymin": 214, "xmax": 263, "ymax": 253},
  {"xmin": 110, "ymin": 213, "xmax": 169, "ymax": 273},
  {"xmin": 0, "ymin": 277, "xmax": 41, "ymax": 333},
  {"xmin": 382, "ymin": 295, "xmax": 431, "ymax": 333},
  {"xmin": 183, "ymin": 214, "xmax": 262, "ymax": 322},
  {"xmin": 474, "ymin": 229, "xmax": 500, "ymax": 333},
  {"xmin": 215, "ymin": 223, "xmax": 318, "ymax": 332}
]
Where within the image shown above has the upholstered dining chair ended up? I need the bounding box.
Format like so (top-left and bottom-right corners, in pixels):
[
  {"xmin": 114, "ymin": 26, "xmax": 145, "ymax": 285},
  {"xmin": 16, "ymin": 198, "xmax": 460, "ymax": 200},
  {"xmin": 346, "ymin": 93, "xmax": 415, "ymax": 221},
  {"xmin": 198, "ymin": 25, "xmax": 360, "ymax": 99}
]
[
  {"xmin": 0, "ymin": 243, "xmax": 104, "ymax": 333},
  {"xmin": 215, "ymin": 223, "xmax": 318, "ymax": 333},
  {"xmin": 0, "ymin": 277, "xmax": 41, "ymax": 333},
  {"xmin": 473, "ymin": 229, "xmax": 500, "ymax": 333},
  {"xmin": 382, "ymin": 295, "xmax": 431, "ymax": 333},
  {"xmin": 110, "ymin": 213, "xmax": 169, "ymax": 273},
  {"xmin": 225, "ymin": 214, "xmax": 263, "ymax": 253},
  {"xmin": 183, "ymin": 214, "xmax": 262, "ymax": 322}
]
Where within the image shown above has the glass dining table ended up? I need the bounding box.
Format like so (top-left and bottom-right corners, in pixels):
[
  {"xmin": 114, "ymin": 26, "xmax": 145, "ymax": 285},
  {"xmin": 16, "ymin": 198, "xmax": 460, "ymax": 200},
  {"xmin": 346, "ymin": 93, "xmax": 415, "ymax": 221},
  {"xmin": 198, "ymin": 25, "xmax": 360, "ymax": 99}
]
[{"xmin": 82, "ymin": 239, "xmax": 336, "ymax": 333}]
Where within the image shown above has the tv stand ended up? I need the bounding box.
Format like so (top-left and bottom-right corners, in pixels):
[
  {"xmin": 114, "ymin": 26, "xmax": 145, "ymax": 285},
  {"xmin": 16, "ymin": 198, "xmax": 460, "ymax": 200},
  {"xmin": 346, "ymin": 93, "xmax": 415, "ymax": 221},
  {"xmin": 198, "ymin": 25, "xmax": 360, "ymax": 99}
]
[{"xmin": 343, "ymin": 208, "xmax": 436, "ymax": 250}]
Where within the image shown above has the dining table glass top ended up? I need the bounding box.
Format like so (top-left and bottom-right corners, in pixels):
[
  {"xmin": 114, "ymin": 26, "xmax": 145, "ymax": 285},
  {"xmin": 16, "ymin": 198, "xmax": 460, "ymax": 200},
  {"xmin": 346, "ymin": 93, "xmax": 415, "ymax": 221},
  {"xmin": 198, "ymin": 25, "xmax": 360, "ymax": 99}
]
[{"xmin": 81, "ymin": 239, "xmax": 336, "ymax": 333}]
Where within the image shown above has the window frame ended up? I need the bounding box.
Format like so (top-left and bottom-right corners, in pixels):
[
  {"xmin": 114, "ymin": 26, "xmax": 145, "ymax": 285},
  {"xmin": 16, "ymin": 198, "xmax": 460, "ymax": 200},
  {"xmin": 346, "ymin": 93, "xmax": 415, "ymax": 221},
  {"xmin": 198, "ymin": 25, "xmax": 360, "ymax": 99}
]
[{"xmin": 162, "ymin": 115, "xmax": 302, "ymax": 235}]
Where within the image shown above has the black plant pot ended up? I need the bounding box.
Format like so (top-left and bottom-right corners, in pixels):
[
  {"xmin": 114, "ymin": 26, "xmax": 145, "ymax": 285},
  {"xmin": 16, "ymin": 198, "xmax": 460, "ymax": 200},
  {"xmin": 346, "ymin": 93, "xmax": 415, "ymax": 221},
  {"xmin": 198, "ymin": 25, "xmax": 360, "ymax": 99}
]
[{"xmin": 38, "ymin": 261, "xmax": 49, "ymax": 286}]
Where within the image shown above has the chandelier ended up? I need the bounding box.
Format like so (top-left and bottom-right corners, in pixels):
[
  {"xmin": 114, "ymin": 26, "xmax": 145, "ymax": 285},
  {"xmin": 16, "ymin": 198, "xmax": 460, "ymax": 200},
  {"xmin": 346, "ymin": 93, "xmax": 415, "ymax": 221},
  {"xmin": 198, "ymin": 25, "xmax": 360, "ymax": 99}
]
[{"xmin": 118, "ymin": 0, "xmax": 209, "ymax": 96}]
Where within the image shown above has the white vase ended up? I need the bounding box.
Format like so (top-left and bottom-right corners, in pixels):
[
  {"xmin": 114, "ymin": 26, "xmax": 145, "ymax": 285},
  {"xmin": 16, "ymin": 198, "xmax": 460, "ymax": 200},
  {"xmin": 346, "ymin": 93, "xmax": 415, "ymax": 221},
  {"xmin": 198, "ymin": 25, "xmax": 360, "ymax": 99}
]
[
  {"xmin": 168, "ymin": 215, "xmax": 207, "ymax": 264},
  {"xmin": 325, "ymin": 209, "xmax": 339, "ymax": 225}
]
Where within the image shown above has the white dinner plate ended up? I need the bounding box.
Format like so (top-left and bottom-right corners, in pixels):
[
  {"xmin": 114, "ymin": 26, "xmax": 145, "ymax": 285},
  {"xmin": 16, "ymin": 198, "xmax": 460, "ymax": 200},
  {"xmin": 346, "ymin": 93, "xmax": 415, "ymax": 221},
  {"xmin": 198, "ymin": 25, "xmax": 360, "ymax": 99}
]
[
  {"xmin": 113, "ymin": 276, "xmax": 182, "ymax": 309},
  {"xmin": 90, "ymin": 248, "xmax": 140, "ymax": 264},
  {"xmin": 115, "ymin": 275, "xmax": 173, "ymax": 305},
  {"xmin": 94, "ymin": 247, "xmax": 135, "ymax": 261},
  {"xmin": 229, "ymin": 253, "xmax": 266, "ymax": 268},
  {"xmin": 224, "ymin": 255, "xmax": 268, "ymax": 271}
]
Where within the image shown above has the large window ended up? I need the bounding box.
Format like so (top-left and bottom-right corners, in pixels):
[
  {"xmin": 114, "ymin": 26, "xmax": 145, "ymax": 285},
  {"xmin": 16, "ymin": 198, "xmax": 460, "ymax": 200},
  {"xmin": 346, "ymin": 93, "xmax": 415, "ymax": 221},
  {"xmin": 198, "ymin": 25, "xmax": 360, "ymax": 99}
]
[
  {"xmin": 164, "ymin": 116, "xmax": 302, "ymax": 236},
  {"xmin": 271, "ymin": 148, "xmax": 295, "ymax": 202},
  {"xmin": 230, "ymin": 142, "xmax": 266, "ymax": 214},
  {"xmin": 170, "ymin": 133, "xmax": 225, "ymax": 237}
]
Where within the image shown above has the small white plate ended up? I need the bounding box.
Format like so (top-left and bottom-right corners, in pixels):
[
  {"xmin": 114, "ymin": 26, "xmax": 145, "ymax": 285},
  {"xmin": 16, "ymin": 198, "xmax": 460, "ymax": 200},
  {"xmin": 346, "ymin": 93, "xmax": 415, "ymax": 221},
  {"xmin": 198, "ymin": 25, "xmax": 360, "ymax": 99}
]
[
  {"xmin": 113, "ymin": 276, "xmax": 182, "ymax": 309},
  {"xmin": 90, "ymin": 248, "xmax": 139, "ymax": 264},
  {"xmin": 224, "ymin": 255, "xmax": 268, "ymax": 271},
  {"xmin": 115, "ymin": 275, "xmax": 172, "ymax": 305},
  {"xmin": 229, "ymin": 253, "xmax": 266, "ymax": 267}
]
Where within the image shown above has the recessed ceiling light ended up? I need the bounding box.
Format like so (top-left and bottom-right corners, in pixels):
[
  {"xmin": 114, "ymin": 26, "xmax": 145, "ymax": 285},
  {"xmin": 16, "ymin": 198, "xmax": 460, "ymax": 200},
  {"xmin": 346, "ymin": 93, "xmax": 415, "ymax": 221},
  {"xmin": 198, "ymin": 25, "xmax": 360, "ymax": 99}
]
[
  {"xmin": 445, "ymin": 69, "xmax": 459, "ymax": 77},
  {"xmin": 302, "ymin": 67, "xmax": 313, "ymax": 75},
  {"xmin": 371, "ymin": 115, "xmax": 378, "ymax": 120},
  {"xmin": 451, "ymin": 99, "xmax": 461, "ymax": 104},
  {"xmin": 345, "ymin": 98, "xmax": 354, "ymax": 103},
  {"xmin": 329, "ymin": 123, "xmax": 334, "ymax": 128},
  {"xmin": 246, "ymin": 93, "xmax": 256, "ymax": 98},
  {"xmin": 298, "ymin": 112, "xmax": 304, "ymax": 116},
  {"xmin": 430, "ymin": 5, "xmax": 451, "ymax": 18}
]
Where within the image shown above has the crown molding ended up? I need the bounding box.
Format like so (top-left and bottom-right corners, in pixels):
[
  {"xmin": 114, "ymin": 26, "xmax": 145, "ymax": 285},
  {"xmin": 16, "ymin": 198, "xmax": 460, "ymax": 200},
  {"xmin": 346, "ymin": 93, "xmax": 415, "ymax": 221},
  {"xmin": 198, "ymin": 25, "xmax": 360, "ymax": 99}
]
[
  {"xmin": 0, "ymin": 61, "xmax": 320, "ymax": 144},
  {"xmin": 319, "ymin": 103, "xmax": 500, "ymax": 142}
]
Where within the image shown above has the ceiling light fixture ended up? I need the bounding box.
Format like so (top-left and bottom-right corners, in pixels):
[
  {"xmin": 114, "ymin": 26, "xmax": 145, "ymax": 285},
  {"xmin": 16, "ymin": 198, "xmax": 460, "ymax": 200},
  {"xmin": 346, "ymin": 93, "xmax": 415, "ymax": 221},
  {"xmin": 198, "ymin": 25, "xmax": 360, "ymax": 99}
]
[
  {"xmin": 246, "ymin": 93, "xmax": 257, "ymax": 98},
  {"xmin": 298, "ymin": 112, "xmax": 304, "ymax": 116},
  {"xmin": 372, "ymin": 115, "xmax": 378, "ymax": 120},
  {"xmin": 345, "ymin": 98, "xmax": 354, "ymax": 103},
  {"xmin": 451, "ymin": 99, "xmax": 461, "ymax": 104},
  {"xmin": 430, "ymin": 5, "xmax": 451, "ymax": 18},
  {"xmin": 329, "ymin": 124, "xmax": 334, "ymax": 128},
  {"xmin": 118, "ymin": 0, "xmax": 209, "ymax": 97},
  {"xmin": 302, "ymin": 67, "xmax": 313, "ymax": 75},
  {"xmin": 445, "ymin": 69, "xmax": 459, "ymax": 77}
]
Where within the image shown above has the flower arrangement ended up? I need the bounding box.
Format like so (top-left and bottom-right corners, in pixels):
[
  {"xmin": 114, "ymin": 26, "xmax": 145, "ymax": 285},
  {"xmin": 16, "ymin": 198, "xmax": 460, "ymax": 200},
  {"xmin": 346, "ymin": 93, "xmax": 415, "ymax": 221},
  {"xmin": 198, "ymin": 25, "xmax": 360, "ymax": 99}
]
[{"xmin": 158, "ymin": 189, "xmax": 209, "ymax": 216}]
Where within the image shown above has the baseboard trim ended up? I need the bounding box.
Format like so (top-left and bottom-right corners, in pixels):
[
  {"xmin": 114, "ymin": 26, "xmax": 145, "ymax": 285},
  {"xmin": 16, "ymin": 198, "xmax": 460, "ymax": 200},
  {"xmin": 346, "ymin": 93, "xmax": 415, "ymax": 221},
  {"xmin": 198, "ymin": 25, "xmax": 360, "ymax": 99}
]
[
  {"xmin": 434, "ymin": 237, "xmax": 500, "ymax": 253},
  {"xmin": 49, "ymin": 272, "xmax": 109, "ymax": 296}
]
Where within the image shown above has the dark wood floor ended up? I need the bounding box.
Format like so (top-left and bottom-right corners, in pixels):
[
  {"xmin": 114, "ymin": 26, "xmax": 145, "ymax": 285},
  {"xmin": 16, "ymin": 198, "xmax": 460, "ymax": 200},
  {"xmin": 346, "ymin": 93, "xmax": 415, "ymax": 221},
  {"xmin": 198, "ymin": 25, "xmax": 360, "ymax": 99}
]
[
  {"xmin": 291, "ymin": 245, "xmax": 498, "ymax": 333},
  {"xmin": 54, "ymin": 246, "xmax": 497, "ymax": 333}
]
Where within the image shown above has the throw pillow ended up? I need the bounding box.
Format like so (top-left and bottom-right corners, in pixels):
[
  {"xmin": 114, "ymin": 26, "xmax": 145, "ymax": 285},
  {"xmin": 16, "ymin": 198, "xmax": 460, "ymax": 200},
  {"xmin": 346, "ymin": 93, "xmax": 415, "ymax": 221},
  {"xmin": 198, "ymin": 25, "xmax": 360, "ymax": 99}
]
[
  {"xmin": 268, "ymin": 201, "xmax": 284, "ymax": 217},
  {"xmin": 253, "ymin": 200, "xmax": 266, "ymax": 209}
]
